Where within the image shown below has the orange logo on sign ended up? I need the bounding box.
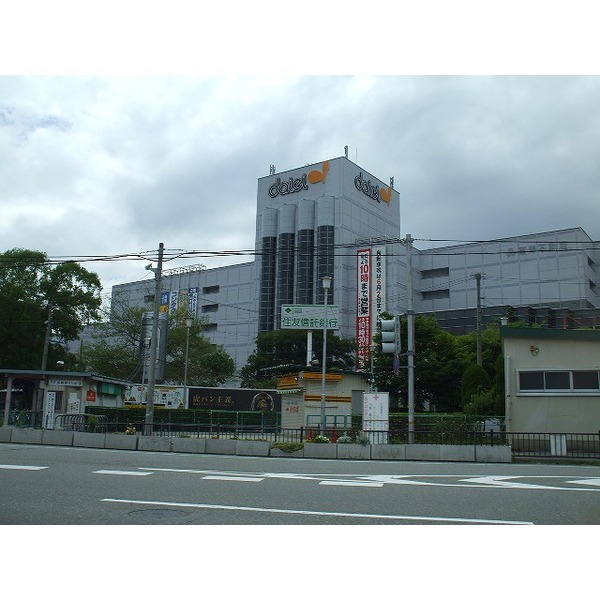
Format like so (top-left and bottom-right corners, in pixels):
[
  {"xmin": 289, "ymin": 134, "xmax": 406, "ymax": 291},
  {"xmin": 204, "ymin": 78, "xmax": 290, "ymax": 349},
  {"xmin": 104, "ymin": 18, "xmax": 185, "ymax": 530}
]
[
  {"xmin": 307, "ymin": 160, "xmax": 330, "ymax": 184},
  {"xmin": 379, "ymin": 186, "xmax": 392, "ymax": 205}
]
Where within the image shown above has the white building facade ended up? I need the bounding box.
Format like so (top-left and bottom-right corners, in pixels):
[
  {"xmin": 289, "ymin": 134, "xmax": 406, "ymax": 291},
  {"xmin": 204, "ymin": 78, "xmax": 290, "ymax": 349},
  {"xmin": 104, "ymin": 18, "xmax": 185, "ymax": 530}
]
[{"xmin": 110, "ymin": 155, "xmax": 600, "ymax": 376}]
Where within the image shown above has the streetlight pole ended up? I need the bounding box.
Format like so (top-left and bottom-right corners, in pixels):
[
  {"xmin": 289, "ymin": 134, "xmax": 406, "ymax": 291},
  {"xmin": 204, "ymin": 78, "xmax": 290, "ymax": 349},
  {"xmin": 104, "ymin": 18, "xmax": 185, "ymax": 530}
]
[
  {"xmin": 184, "ymin": 317, "xmax": 193, "ymax": 409},
  {"xmin": 320, "ymin": 276, "xmax": 332, "ymax": 437}
]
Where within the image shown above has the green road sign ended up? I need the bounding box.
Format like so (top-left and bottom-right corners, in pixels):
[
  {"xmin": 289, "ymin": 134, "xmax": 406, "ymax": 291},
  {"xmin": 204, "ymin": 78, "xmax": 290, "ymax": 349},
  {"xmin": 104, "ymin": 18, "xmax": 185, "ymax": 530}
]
[{"xmin": 281, "ymin": 304, "xmax": 340, "ymax": 330}]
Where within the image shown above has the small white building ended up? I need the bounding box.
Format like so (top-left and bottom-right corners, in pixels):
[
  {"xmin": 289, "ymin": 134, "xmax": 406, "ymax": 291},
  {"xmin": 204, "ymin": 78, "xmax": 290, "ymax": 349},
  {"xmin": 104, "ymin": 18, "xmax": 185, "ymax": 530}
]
[
  {"xmin": 502, "ymin": 328, "xmax": 600, "ymax": 433},
  {"xmin": 277, "ymin": 370, "xmax": 370, "ymax": 431}
]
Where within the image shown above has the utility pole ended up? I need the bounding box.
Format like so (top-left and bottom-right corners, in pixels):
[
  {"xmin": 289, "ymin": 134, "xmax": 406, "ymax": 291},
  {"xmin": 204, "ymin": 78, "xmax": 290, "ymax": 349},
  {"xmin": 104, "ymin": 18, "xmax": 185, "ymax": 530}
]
[
  {"xmin": 41, "ymin": 301, "xmax": 53, "ymax": 370},
  {"xmin": 475, "ymin": 272, "xmax": 482, "ymax": 367},
  {"xmin": 406, "ymin": 234, "xmax": 415, "ymax": 444},
  {"xmin": 144, "ymin": 242, "xmax": 164, "ymax": 436}
]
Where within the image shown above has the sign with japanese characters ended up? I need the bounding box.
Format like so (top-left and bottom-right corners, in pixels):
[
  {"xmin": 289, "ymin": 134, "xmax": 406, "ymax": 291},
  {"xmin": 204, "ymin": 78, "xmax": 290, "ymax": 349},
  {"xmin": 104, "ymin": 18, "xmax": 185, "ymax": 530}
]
[
  {"xmin": 280, "ymin": 304, "xmax": 340, "ymax": 330},
  {"xmin": 363, "ymin": 392, "xmax": 389, "ymax": 444}
]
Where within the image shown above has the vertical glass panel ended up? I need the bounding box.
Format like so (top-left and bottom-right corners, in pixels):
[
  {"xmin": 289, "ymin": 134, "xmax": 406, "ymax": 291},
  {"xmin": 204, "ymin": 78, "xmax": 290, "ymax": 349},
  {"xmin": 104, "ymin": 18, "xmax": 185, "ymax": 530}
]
[
  {"xmin": 519, "ymin": 371, "xmax": 544, "ymax": 390},
  {"xmin": 572, "ymin": 370, "xmax": 600, "ymax": 390},
  {"xmin": 544, "ymin": 371, "xmax": 570, "ymax": 390}
]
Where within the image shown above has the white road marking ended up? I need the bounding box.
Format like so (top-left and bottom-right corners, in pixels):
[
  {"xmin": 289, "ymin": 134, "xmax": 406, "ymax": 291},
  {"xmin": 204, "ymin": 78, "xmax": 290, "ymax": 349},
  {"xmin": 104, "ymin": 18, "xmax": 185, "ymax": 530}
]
[
  {"xmin": 202, "ymin": 476, "xmax": 264, "ymax": 482},
  {"xmin": 127, "ymin": 468, "xmax": 600, "ymax": 492},
  {"xmin": 94, "ymin": 470, "xmax": 153, "ymax": 476},
  {"xmin": 460, "ymin": 475, "xmax": 600, "ymax": 491},
  {"xmin": 319, "ymin": 480, "xmax": 384, "ymax": 487},
  {"xmin": 460, "ymin": 476, "xmax": 553, "ymax": 489},
  {"xmin": 567, "ymin": 479, "xmax": 600, "ymax": 487},
  {"xmin": 362, "ymin": 474, "xmax": 600, "ymax": 492},
  {"xmin": 0, "ymin": 464, "xmax": 48, "ymax": 471},
  {"xmin": 101, "ymin": 498, "xmax": 534, "ymax": 525}
]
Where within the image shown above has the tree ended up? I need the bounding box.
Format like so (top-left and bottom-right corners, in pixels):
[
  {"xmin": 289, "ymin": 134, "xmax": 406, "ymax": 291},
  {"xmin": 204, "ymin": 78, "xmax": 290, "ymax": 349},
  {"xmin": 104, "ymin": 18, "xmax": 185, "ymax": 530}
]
[
  {"xmin": 460, "ymin": 364, "xmax": 492, "ymax": 407},
  {"xmin": 77, "ymin": 304, "xmax": 147, "ymax": 380},
  {"xmin": 164, "ymin": 307, "xmax": 235, "ymax": 387},
  {"xmin": 373, "ymin": 315, "xmax": 468, "ymax": 412},
  {"xmin": 0, "ymin": 249, "xmax": 102, "ymax": 370},
  {"xmin": 240, "ymin": 329, "xmax": 356, "ymax": 388},
  {"xmin": 81, "ymin": 304, "xmax": 236, "ymax": 386}
]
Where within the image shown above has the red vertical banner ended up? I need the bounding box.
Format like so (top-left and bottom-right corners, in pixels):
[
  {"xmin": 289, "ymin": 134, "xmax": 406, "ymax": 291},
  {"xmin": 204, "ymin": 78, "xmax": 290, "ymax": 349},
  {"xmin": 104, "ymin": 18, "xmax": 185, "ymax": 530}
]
[{"xmin": 356, "ymin": 248, "xmax": 372, "ymax": 371}]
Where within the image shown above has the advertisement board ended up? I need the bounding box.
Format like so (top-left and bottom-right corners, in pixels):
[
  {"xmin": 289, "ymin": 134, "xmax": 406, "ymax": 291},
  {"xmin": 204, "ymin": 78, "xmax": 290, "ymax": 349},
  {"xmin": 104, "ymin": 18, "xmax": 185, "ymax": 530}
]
[
  {"xmin": 363, "ymin": 392, "xmax": 389, "ymax": 444},
  {"xmin": 356, "ymin": 248, "xmax": 372, "ymax": 370},
  {"xmin": 188, "ymin": 388, "xmax": 281, "ymax": 412},
  {"xmin": 43, "ymin": 391, "xmax": 56, "ymax": 429},
  {"xmin": 126, "ymin": 385, "xmax": 185, "ymax": 409}
]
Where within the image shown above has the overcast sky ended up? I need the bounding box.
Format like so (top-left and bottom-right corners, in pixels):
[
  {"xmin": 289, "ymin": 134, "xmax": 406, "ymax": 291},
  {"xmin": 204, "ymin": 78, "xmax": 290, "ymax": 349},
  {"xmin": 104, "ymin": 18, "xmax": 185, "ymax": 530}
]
[{"xmin": 2, "ymin": 4, "xmax": 599, "ymax": 303}]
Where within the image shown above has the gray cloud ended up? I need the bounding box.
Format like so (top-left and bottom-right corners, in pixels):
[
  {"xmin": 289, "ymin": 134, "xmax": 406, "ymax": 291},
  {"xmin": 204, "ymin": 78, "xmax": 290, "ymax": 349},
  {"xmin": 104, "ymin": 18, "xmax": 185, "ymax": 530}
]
[{"xmin": 1, "ymin": 75, "xmax": 599, "ymax": 294}]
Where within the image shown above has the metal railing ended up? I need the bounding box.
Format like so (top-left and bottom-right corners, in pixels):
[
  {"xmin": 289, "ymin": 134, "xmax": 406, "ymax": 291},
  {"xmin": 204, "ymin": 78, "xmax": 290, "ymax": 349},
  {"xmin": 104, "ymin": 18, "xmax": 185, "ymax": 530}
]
[
  {"xmin": 135, "ymin": 425, "xmax": 599, "ymax": 459},
  {"xmin": 508, "ymin": 432, "xmax": 600, "ymax": 459},
  {"xmin": 4, "ymin": 415, "xmax": 599, "ymax": 459},
  {"xmin": 54, "ymin": 413, "xmax": 108, "ymax": 432}
]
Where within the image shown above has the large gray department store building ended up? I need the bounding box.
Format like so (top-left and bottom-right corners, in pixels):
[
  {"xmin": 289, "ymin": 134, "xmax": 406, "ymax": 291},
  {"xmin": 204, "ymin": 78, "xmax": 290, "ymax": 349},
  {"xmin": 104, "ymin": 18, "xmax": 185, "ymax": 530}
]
[{"xmin": 111, "ymin": 156, "xmax": 600, "ymax": 374}]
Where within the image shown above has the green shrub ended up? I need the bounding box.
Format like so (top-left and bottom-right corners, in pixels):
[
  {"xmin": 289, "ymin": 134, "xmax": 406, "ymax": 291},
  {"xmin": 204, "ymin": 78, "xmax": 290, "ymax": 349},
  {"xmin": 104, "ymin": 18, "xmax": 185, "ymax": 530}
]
[
  {"xmin": 463, "ymin": 388, "xmax": 505, "ymax": 416},
  {"xmin": 86, "ymin": 414, "xmax": 99, "ymax": 433},
  {"xmin": 270, "ymin": 442, "xmax": 303, "ymax": 453},
  {"xmin": 461, "ymin": 364, "xmax": 492, "ymax": 409}
]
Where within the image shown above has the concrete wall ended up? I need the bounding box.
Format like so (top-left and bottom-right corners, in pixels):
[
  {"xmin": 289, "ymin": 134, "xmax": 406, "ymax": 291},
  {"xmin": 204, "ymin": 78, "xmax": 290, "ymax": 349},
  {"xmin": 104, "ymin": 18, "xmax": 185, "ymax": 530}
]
[{"xmin": 0, "ymin": 427, "xmax": 513, "ymax": 462}]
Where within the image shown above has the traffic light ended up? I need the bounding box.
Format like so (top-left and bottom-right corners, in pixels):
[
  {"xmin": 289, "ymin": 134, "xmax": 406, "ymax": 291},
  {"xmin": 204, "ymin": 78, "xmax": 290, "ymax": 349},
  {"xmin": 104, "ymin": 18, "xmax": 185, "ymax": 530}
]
[{"xmin": 379, "ymin": 317, "xmax": 397, "ymax": 354}]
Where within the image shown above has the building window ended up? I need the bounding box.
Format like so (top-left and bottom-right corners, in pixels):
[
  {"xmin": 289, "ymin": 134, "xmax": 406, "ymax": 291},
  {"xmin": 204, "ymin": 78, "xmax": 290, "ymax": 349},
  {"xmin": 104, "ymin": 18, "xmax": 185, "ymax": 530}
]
[
  {"xmin": 519, "ymin": 371, "xmax": 544, "ymax": 391},
  {"xmin": 277, "ymin": 232, "xmax": 295, "ymax": 306},
  {"xmin": 202, "ymin": 285, "xmax": 220, "ymax": 294},
  {"xmin": 201, "ymin": 304, "xmax": 218, "ymax": 313},
  {"xmin": 544, "ymin": 371, "xmax": 570, "ymax": 390},
  {"xmin": 518, "ymin": 370, "xmax": 600, "ymax": 394},
  {"xmin": 296, "ymin": 229, "xmax": 315, "ymax": 304},
  {"xmin": 588, "ymin": 256, "xmax": 596, "ymax": 270},
  {"xmin": 573, "ymin": 370, "xmax": 600, "ymax": 390},
  {"xmin": 421, "ymin": 267, "xmax": 450, "ymax": 279},
  {"xmin": 421, "ymin": 289, "xmax": 450, "ymax": 300},
  {"xmin": 316, "ymin": 225, "xmax": 334, "ymax": 304},
  {"xmin": 203, "ymin": 323, "xmax": 218, "ymax": 331},
  {"xmin": 259, "ymin": 236, "xmax": 277, "ymax": 332}
]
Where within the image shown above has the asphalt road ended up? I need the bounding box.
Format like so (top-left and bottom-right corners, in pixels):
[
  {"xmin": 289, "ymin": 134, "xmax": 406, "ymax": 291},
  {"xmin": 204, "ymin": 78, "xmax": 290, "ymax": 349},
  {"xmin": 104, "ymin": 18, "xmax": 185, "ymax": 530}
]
[{"xmin": 1, "ymin": 443, "xmax": 599, "ymax": 525}]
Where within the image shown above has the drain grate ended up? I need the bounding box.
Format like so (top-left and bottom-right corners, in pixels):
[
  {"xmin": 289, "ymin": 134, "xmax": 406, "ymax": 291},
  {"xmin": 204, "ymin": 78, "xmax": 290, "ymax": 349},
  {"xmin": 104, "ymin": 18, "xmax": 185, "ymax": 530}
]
[{"xmin": 128, "ymin": 509, "xmax": 189, "ymax": 521}]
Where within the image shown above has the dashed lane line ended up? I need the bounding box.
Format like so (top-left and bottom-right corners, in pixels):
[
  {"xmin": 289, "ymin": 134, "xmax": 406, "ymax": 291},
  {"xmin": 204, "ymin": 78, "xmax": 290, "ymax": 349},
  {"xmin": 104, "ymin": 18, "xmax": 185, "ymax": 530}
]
[
  {"xmin": 202, "ymin": 475, "xmax": 264, "ymax": 482},
  {"xmin": 319, "ymin": 480, "xmax": 384, "ymax": 487},
  {"xmin": 94, "ymin": 470, "xmax": 153, "ymax": 476},
  {"xmin": 0, "ymin": 464, "xmax": 48, "ymax": 471}
]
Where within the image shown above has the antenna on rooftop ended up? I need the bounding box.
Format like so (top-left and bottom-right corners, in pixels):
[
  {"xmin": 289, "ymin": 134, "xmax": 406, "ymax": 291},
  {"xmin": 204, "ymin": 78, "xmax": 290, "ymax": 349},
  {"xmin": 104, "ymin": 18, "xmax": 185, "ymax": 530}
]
[{"xmin": 344, "ymin": 145, "xmax": 348, "ymax": 158}]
